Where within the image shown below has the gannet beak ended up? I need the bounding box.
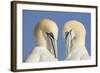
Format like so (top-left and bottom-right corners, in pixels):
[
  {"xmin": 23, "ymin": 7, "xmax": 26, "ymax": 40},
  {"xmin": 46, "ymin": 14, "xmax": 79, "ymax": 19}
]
[
  {"xmin": 46, "ymin": 32, "xmax": 57, "ymax": 58},
  {"xmin": 65, "ymin": 30, "xmax": 72, "ymax": 56}
]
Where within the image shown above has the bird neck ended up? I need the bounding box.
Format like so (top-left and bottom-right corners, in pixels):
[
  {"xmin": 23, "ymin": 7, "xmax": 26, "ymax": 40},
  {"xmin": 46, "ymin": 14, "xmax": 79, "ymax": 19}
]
[
  {"xmin": 71, "ymin": 37, "xmax": 85, "ymax": 51},
  {"xmin": 34, "ymin": 26, "xmax": 47, "ymax": 48},
  {"xmin": 34, "ymin": 28, "xmax": 53, "ymax": 51}
]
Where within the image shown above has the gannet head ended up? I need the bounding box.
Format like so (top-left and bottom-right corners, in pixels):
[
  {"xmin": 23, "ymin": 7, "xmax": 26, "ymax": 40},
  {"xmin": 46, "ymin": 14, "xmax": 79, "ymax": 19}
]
[
  {"xmin": 34, "ymin": 18, "xmax": 58, "ymax": 58},
  {"xmin": 62, "ymin": 20, "xmax": 86, "ymax": 55}
]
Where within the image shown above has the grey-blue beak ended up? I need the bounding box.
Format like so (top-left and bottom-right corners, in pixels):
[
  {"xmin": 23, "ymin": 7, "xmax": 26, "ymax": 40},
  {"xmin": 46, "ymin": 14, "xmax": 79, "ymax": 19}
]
[
  {"xmin": 65, "ymin": 30, "xmax": 72, "ymax": 57},
  {"xmin": 46, "ymin": 32, "xmax": 57, "ymax": 58}
]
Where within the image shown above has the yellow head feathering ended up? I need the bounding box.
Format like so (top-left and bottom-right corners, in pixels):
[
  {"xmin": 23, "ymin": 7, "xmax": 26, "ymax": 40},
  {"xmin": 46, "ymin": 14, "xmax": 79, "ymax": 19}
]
[
  {"xmin": 63, "ymin": 20, "xmax": 86, "ymax": 40},
  {"xmin": 34, "ymin": 18, "xmax": 58, "ymax": 47}
]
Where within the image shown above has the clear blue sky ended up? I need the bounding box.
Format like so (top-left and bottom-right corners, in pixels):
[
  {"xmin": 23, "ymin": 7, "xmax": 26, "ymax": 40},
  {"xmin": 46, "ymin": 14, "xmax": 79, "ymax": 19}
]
[{"xmin": 23, "ymin": 10, "xmax": 91, "ymax": 62}]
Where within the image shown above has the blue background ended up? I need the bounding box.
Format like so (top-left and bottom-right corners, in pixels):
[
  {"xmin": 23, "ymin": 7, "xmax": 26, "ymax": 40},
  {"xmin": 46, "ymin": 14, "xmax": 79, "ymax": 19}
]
[{"xmin": 23, "ymin": 10, "xmax": 91, "ymax": 62}]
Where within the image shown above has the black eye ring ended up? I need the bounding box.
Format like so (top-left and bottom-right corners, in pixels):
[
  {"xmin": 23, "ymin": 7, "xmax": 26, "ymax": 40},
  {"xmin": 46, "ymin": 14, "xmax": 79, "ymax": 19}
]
[
  {"xmin": 46, "ymin": 32, "xmax": 54, "ymax": 39},
  {"xmin": 65, "ymin": 29, "xmax": 72, "ymax": 39},
  {"xmin": 65, "ymin": 32, "xmax": 69, "ymax": 39}
]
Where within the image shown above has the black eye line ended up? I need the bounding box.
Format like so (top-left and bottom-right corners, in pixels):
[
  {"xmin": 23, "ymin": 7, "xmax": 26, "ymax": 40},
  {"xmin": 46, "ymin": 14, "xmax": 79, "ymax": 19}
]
[
  {"xmin": 69, "ymin": 29, "xmax": 72, "ymax": 32},
  {"xmin": 65, "ymin": 29, "xmax": 72, "ymax": 39},
  {"xmin": 65, "ymin": 32, "xmax": 69, "ymax": 39},
  {"xmin": 46, "ymin": 32, "xmax": 56, "ymax": 58},
  {"xmin": 46, "ymin": 32, "xmax": 54, "ymax": 39}
]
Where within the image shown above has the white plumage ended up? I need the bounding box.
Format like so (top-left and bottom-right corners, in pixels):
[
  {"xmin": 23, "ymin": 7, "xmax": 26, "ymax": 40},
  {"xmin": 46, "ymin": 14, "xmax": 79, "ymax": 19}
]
[
  {"xmin": 62, "ymin": 20, "xmax": 90, "ymax": 60},
  {"xmin": 26, "ymin": 47, "xmax": 57, "ymax": 62},
  {"xmin": 26, "ymin": 19, "xmax": 58, "ymax": 62}
]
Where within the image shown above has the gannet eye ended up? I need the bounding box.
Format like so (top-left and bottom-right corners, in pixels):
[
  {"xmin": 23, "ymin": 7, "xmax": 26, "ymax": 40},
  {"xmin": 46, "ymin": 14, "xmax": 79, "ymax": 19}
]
[
  {"xmin": 65, "ymin": 29, "xmax": 72, "ymax": 39},
  {"xmin": 46, "ymin": 32, "xmax": 56, "ymax": 58},
  {"xmin": 46, "ymin": 32, "xmax": 54, "ymax": 39},
  {"xmin": 69, "ymin": 29, "xmax": 72, "ymax": 32},
  {"xmin": 65, "ymin": 32, "xmax": 69, "ymax": 39}
]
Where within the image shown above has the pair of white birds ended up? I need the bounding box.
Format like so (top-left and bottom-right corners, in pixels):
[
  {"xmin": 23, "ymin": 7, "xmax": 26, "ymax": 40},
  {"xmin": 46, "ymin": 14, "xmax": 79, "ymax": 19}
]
[{"xmin": 26, "ymin": 18, "xmax": 90, "ymax": 63}]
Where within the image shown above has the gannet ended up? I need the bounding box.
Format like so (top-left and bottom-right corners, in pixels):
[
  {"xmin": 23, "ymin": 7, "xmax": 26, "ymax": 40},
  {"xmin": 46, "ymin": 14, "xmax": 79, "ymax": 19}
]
[
  {"xmin": 26, "ymin": 18, "xmax": 58, "ymax": 62},
  {"xmin": 62, "ymin": 20, "xmax": 90, "ymax": 60}
]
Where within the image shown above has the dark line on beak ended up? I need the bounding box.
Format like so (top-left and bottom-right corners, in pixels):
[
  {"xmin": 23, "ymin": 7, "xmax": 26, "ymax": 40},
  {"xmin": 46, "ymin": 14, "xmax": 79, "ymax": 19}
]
[
  {"xmin": 49, "ymin": 37, "xmax": 56, "ymax": 58},
  {"xmin": 46, "ymin": 32, "xmax": 56, "ymax": 58},
  {"xmin": 65, "ymin": 32, "xmax": 69, "ymax": 40},
  {"xmin": 65, "ymin": 29, "xmax": 72, "ymax": 56}
]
